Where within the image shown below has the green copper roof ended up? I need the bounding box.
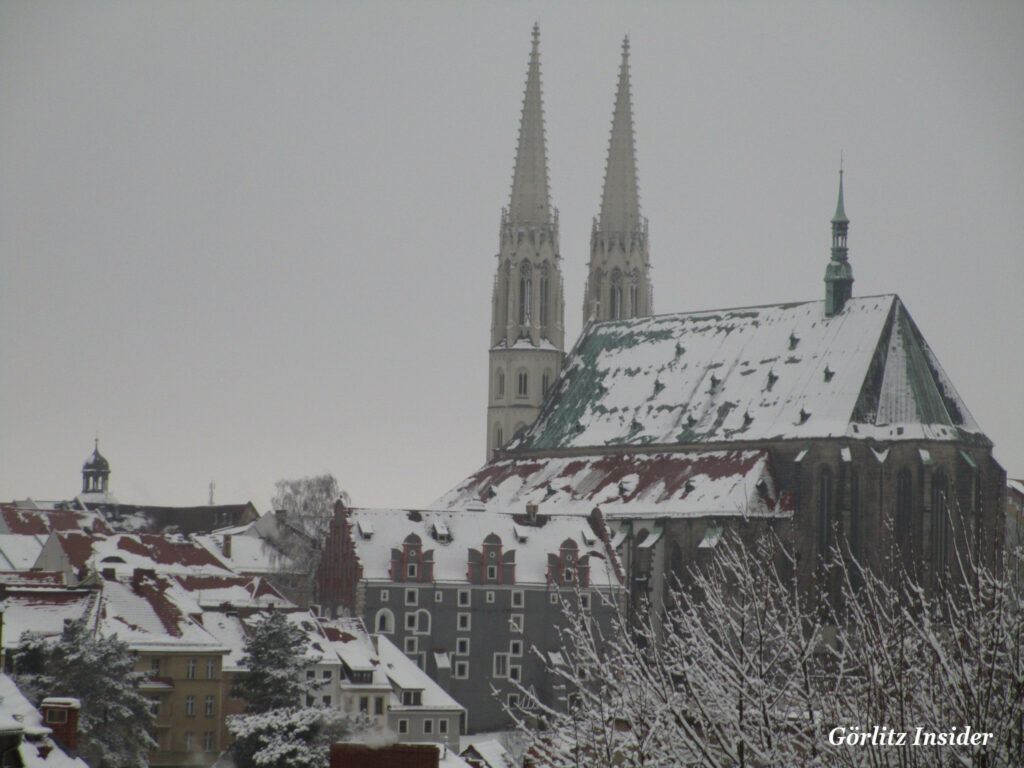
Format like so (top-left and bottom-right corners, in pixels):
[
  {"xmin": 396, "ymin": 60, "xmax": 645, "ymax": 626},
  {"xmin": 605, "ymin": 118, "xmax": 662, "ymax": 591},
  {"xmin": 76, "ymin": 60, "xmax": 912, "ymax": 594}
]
[{"xmin": 831, "ymin": 171, "xmax": 848, "ymax": 224}]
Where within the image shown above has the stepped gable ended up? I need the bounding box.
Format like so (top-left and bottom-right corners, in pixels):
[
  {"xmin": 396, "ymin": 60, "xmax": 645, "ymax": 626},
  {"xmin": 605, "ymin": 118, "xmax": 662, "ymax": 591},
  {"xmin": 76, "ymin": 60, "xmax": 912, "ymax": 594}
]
[{"xmin": 513, "ymin": 295, "xmax": 984, "ymax": 451}]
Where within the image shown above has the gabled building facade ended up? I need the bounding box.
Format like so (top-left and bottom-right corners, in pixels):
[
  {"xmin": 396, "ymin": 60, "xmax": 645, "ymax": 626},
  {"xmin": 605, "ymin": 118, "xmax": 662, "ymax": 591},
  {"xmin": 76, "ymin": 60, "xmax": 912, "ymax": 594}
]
[{"xmin": 316, "ymin": 503, "xmax": 626, "ymax": 732}]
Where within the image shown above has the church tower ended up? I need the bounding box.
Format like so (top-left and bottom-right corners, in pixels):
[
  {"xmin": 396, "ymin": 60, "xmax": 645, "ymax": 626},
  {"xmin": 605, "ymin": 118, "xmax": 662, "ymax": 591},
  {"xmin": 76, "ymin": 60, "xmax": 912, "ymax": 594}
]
[
  {"xmin": 824, "ymin": 168, "xmax": 853, "ymax": 316},
  {"xmin": 487, "ymin": 25, "xmax": 565, "ymax": 458},
  {"xmin": 583, "ymin": 37, "xmax": 652, "ymax": 325}
]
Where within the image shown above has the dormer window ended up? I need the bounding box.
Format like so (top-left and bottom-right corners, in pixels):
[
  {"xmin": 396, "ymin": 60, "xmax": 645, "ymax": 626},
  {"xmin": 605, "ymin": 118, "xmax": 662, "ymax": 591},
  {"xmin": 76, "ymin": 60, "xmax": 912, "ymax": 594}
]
[{"xmin": 407, "ymin": 563, "xmax": 418, "ymax": 579}]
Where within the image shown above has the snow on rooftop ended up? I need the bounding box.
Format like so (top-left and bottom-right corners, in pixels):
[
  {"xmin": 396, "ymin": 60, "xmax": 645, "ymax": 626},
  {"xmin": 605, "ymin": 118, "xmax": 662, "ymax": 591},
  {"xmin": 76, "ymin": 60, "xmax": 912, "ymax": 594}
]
[
  {"xmin": 513, "ymin": 296, "xmax": 985, "ymax": 451},
  {"xmin": 193, "ymin": 533, "xmax": 296, "ymax": 575},
  {"xmin": 0, "ymin": 534, "xmax": 47, "ymax": 570},
  {"xmin": 0, "ymin": 675, "xmax": 89, "ymax": 768},
  {"xmin": 60, "ymin": 532, "xmax": 234, "ymax": 577},
  {"xmin": 98, "ymin": 575, "xmax": 226, "ymax": 653},
  {"xmin": 1, "ymin": 588, "xmax": 95, "ymax": 648},
  {"xmin": 343, "ymin": 508, "xmax": 622, "ymax": 587},
  {"xmin": 432, "ymin": 450, "xmax": 790, "ymax": 520},
  {"xmin": 375, "ymin": 633, "xmax": 465, "ymax": 712}
]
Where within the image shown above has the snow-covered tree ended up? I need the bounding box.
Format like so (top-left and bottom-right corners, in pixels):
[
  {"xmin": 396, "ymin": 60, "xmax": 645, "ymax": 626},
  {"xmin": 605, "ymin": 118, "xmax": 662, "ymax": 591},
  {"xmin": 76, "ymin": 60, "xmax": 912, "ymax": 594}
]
[
  {"xmin": 231, "ymin": 610, "xmax": 313, "ymax": 712},
  {"xmin": 227, "ymin": 707, "xmax": 365, "ymax": 768},
  {"xmin": 228, "ymin": 610, "xmax": 367, "ymax": 768},
  {"xmin": 270, "ymin": 473, "xmax": 348, "ymax": 597},
  {"xmin": 13, "ymin": 618, "xmax": 156, "ymax": 768},
  {"xmin": 516, "ymin": 527, "xmax": 1024, "ymax": 768}
]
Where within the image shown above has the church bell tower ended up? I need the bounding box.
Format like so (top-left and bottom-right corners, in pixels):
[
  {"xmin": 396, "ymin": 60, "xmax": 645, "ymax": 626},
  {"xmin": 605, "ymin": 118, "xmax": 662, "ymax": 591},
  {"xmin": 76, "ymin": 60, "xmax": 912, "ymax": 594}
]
[
  {"xmin": 487, "ymin": 25, "xmax": 565, "ymax": 458},
  {"xmin": 583, "ymin": 37, "xmax": 652, "ymax": 325}
]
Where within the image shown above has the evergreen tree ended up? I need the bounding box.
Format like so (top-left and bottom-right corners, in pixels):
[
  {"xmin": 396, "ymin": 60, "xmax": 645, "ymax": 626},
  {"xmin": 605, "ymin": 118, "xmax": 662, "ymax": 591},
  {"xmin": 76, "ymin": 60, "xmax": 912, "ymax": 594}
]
[
  {"xmin": 228, "ymin": 610, "xmax": 367, "ymax": 768},
  {"xmin": 231, "ymin": 610, "xmax": 312, "ymax": 712},
  {"xmin": 13, "ymin": 619, "xmax": 156, "ymax": 768}
]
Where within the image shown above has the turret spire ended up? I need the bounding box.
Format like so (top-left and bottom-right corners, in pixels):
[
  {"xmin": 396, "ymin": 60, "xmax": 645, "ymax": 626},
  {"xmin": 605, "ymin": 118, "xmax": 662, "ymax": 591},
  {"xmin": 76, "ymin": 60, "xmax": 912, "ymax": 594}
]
[
  {"xmin": 508, "ymin": 23, "xmax": 551, "ymax": 227},
  {"xmin": 825, "ymin": 167, "xmax": 853, "ymax": 316},
  {"xmin": 599, "ymin": 36, "xmax": 641, "ymax": 234}
]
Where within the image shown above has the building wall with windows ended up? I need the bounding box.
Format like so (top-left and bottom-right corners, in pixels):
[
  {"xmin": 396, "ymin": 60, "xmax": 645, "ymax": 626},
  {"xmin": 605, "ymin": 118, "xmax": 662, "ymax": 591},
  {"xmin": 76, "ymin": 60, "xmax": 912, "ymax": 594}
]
[{"xmin": 318, "ymin": 505, "xmax": 625, "ymax": 732}]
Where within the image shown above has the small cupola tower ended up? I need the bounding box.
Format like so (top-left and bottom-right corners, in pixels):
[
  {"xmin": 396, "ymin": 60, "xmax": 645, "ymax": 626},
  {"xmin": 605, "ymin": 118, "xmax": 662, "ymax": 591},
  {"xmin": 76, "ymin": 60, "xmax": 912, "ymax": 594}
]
[
  {"xmin": 825, "ymin": 167, "xmax": 853, "ymax": 316},
  {"xmin": 82, "ymin": 439, "xmax": 110, "ymax": 494}
]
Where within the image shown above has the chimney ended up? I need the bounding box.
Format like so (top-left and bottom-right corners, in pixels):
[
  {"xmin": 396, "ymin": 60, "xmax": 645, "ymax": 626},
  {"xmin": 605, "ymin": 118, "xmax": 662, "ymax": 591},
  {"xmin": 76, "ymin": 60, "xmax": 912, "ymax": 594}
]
[
  {"xmin": 222, "ymin": 534, "xmax": 233, "ymax": 559},
  {"xmin": 40, "ymin": 698, "xmax": 81, "ymax": 753}
]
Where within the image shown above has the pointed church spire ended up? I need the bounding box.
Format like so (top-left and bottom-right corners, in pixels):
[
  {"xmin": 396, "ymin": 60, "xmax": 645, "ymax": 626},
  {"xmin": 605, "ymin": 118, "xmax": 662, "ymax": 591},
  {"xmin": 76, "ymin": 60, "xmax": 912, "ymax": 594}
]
[
  {"xmin": 825, "ymin": 167, "xmax": 853, "ymax": 316},
  {"xmin": 508, "ymin": 23, "xmax": 551, "ymax": 227},
  {"xmin": 599, "ymin": 36, "xmax": 641, "ymax": 234}
]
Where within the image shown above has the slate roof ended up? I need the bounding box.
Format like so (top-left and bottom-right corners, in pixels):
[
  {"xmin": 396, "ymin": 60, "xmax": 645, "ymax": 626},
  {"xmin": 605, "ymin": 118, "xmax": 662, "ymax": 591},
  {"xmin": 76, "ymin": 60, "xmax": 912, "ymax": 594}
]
[
  {"xmin": 343, "ymin": 508, "xmax": 623, "ymax": 588},
  {"xmin": 513, "ymin": 295, "xmax": 984, "ymax": 451},
  {"xmin": 432, "ymin": 450, "xmax": 790, "ymax": 519}
]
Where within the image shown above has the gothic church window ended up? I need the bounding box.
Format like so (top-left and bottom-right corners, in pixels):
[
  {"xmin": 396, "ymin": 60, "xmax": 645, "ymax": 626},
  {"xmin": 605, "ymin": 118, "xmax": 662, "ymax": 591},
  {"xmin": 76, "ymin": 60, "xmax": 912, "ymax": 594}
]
[
  {"xmin": 517, "ymin": 370, "xmax": 528, "ymax": 397},
  {"xmin": 518, "ymin": 262, "xmax": 532, "ymax": 325},
  {"xmin": 932, "ymin": 470, "xmax": 950, "ymax": 577},
  {"xmin": 493, "ymin": 425, "xmax": 503, "ymax": 450},
  {"xmin": 496, "ymin": 369, "xmax": 505, "ymax": 398},
  {"xmin": 540, "ymin": 274, "xmax": 549, "ymax": 326},
  {"xmin": 896, "ymin": 468, "xmax": 914, "ymax": 560},
  {"xmin": 817, "ymin": 466, "xmax": 834, "ymax": 560},
  {"xmin": 542, "ymin": 370, "xmax": 551, "ymax": 397}
]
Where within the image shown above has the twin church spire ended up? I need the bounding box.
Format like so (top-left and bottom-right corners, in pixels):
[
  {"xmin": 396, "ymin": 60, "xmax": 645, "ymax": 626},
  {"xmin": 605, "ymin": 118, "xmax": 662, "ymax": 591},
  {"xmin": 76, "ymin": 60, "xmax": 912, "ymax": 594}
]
[{"xmin": 487, "ymin": 26, "xmax": 651, "ymax": 457}]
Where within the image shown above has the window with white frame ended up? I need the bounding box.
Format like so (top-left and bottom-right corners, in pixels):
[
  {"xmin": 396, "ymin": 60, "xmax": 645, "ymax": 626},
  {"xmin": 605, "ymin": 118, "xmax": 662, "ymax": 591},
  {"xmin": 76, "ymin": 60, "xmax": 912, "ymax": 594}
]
[
  {"xmin": 454, "ymin": 661, "xmax": 469, "ymax": 679},
  {"xmin": 398, "ymin": 719, "xmax": 409, "ymax": 734},
  {"xmin": 404, "ymin": 637, "xmax": 418, "ymax": 654},
  {"xmin": 435, "ymin": 590, "xmax": 443, "ymax": 602},
  {"xmin": 203, "ymin": 731, "xmax": 214, "ymax": 751},
  {"xmin": 580, "ymin": 593, "xmax": 591, "ymax": 611},
  {"xmin": 510, "ymin": 614, "xmax": 524, "ymax": 633},
  {"xmin": 375, "ymin": 608, "xmax": 394, "ymax": 633},
  {"xmin": 405, "ymin": 588, "xmax": 417, "ymax": 606},
  {"xmin": 185, "ymin": 695, "xmax": 195, "ymax": 716},
  {"xmin": 509, "ymin": 664, "xmax": 521, "ymax": 682},
  {"xmin": 439, "ymin": 718, "xmax": 448, "ymax": 734},
  {"xmin": 486, "ymin": 564, "xmax": 498, "ymax": 580},
  {"xmin": 510, "ymin": 639, "xmax": 523, "ymax": 657},
  {"xmin": 322, "ymin": 695, "xmax": 331, "ymax": 706},
  {"xmin": 486, "ymin": 591, "xmax": 495, "ymax": 603},
  {"xmin": 380, "ymin": 589, "xmax": 389, "ymax": 602},
  {"xmin": 206, "ymin": 658, "xmax": 216, "ymax": 679},
  {"xmin": 423, "ymin": 719, "xmax": 433, "ymax": 734},
  {"xmin": 511, "ymin": 590, "xmax": 524, "ymax": 607},
  {"xmin": 507, "ymin": 693, "xmax": 520, "ymax": 708},
  {"xmin": 407, "ymin": 562, "xmax": 418, "ymax": 579},
  {"xmin": 493, "ymin": 653, "xmax": 509, "ymax": 678},
  {"xmin": 456, "ymin": 637, "xmax": 470, "ymax": 656},
  {"xmin": 405, "ymin": 613, "xmax": 417, "ymax": 630},
  {"xmin": 549, "ymin": 592, "xmax": 559, "ymax": 605},
  {"xmin": 457, "ymin": 612, "xmax": 470, "ymax": 630},
  {"xmin": 187, "ymin": 659, "xmax": 197, "ymax": 679},
  {"xmin": 204, "ymin": 695, "xmax": 214, "ymax": 716},
  {"xmin": 184, "ymin": 732, "xmax": 194, "ymax": 751},
  {"xmin": 458, "ymin": 589, "xmax": 470, "ymax": 607}
]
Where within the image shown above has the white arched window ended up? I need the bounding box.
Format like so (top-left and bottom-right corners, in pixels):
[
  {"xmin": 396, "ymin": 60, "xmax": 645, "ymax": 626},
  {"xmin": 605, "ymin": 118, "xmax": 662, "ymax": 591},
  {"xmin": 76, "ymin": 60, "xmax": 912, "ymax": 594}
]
[{"xmin": 375, "ymin": 608, "xmax": 395, "ymax": 634}]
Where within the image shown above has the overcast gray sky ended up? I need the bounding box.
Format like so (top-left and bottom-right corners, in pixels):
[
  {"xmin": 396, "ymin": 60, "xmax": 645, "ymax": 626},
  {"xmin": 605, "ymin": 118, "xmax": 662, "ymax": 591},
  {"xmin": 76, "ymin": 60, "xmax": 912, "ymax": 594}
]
[{"xmin": 2, "ymin": 1, "xmax": 1022, "ymax": 513}]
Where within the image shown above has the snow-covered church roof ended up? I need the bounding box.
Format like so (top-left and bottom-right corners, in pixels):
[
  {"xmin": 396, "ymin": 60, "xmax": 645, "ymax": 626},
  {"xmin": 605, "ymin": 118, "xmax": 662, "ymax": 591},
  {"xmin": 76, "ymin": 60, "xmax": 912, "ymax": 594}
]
[
  {"xmin": 432, "ymin": 450, "xmax": 791, "ymax": 520},
  {"xmin": 512, "ymin": 295, "xmax": 985, "ymax": 451}
]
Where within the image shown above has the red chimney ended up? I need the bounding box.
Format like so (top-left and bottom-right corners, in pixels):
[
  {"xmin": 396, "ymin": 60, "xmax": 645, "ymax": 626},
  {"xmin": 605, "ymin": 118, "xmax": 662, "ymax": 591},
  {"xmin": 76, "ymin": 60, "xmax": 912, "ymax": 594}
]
[{"xmin": 40, "ymin": 697, "xmax": 80, "ymax": 752}]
